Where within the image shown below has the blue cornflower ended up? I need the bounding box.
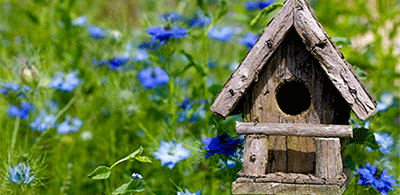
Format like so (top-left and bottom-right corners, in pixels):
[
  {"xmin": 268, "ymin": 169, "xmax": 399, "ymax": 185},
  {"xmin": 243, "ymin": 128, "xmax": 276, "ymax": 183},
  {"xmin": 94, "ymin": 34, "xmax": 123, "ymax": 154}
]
[
  {"xmin": 240, "ymin": 33, "xmax": 259, "ymax": 49},
  {"xmin": 208, "ymin": 27, "xmax": 234, "ymax": 42},
  {"xmin": 147, "ymin": 26, "xmax": 188, "ymax": 44},
  {"xmin": 177, "ymin": 189, "xmax": 201, "ymax": 195},
  {"xmin": 201, "ymin": 134, "xmax": 243, "ymax": 158},
  {"xmin": 376, "ymin": 92, "xmax": 394, "ymax": 112},
  {"xmin": 108, "ymin": 56, "xmax": 129, "ymax": 71},
  {"xmin": 9, "ymin": 162, "xmax": 35, "ymax": 185},
  {"xmin": 71, "ymin": 16, "xmax": 87, "ymax": 26},
  {"xmin": 189, "ymin": 14, "xmax": 210, "ymax": 28},
  {"xmin": 57, "ymin": 115, "xmax": 83, "ymax": 134},
  {"xmin": 131, "ymin": 172, "xmax": 143, "ymax": 180},
  {"xmin": 154, "ymin": 140, "xmax": 191, "ymax": 169},
  {"xmin": 49, "ymin": 71, "xmax": 81, "ymax": 92},
  {"xmin": 160, "ymin": 12, "xmax": 183, "ymax": 22},
  {"xmin": 30, "ymin": 109, "xmax": 57, "ymax": 132},
  {"xmin": 356, "ymin": 163, "xmax": 399, "ymax": 195},
  {"xmin": 138, "ymin": 67, "xmax": 170, "ymax": 89},
  {"xmin": 88, "ymin": 25, "xmax": 108, "ymax": 39},
  {"xmin": 7, "ymin": 102, "xmax": 32, "ymax": 120},
  {"xmin": 245, "ymin": 0, "xmax": 275, "ymax": 11},
  {"xmin": 374, "ymin": 132, "xmax": 394, "ymax": 154}
]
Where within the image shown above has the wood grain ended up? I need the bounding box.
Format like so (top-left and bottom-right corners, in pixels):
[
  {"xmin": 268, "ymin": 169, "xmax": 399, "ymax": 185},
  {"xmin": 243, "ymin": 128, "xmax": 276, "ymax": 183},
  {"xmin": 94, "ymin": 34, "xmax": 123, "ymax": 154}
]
[
  {"xmin": 236, "ymin": 122, "xmax": 353, "ymax": 138},
  {"xmin": 292, "ymin": 0, "xmax": 376, "ymax": 121},
  {"xmin": 316, "ymin": 138, "xmax": 343, "ymax": 178},
  {"xmin": 210, "ymin": 0, "xmax": 294, "ymax": 119},
  {"xmin": 242, "ymin": 134, "xmax": 268, "ymax": 177}
]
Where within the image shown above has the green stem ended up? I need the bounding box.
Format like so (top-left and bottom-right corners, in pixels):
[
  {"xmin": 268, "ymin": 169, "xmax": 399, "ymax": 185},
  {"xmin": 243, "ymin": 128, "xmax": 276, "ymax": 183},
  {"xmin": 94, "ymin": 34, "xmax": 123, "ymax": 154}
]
[
  {"xmin": 107, "ymin": 157, "xmax": 129, "ymax": 173},
  {"xmin": 169, "ymin": 77, "xmax": 176, "ymax": 140},
  {"xmin": 134, "ymin": 118, "xmax": 158, "ymax": 144},
  {"xmin": 11, "ymin": 117, "xmax": 20, "ymax": 151},
  {"xmin": 31, "ymin": 95, "xmax": 77, "ymax": 152}
]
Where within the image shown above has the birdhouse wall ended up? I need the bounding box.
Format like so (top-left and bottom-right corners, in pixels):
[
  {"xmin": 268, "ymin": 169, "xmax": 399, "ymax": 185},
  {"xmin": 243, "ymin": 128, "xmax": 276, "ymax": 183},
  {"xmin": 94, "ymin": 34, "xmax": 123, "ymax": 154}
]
[{"xmin": 242, "ymin": 28, "xmax": 350, "ymax": 174}]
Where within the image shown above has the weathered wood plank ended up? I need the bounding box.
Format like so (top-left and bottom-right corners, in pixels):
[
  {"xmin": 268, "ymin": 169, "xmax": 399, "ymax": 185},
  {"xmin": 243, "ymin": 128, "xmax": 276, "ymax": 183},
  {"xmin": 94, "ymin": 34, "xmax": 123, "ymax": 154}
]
[
  {"xmin": 236, "ymin": 122, "xmax": 353, "ymax": 138},
  {"xmin": 242, "ymin": 134, "xmax": 268, "ymax": 177},
  {"xmin": 232, "ymin": 182, "xmax": 342, "ymax": 195},
  {"xmin": 210, "ymin": 0, "xmax": 294, "ymax": 119},
  {"xmin": 316, "ymin": 138, "xmax": 343, "ymax": 179},
  {"xmin": 292, "ymin": 0, "xmax": 376, "ymax": 121}
]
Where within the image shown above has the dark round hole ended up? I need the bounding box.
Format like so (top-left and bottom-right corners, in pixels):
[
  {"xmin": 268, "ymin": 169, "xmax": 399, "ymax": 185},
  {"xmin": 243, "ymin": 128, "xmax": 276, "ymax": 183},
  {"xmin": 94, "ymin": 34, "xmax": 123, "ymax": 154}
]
[{"xmin": 276, "ymin": 80, "xmax": 311, "ymax": 115}]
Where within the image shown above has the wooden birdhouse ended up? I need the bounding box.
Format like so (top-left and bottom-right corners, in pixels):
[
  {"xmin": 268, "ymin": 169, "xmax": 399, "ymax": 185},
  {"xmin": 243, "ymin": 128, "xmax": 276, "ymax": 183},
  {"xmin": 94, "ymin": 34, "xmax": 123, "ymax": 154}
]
[{"xmin": 210, "ymin": 0, "xmax": 377, "ymax": 194}]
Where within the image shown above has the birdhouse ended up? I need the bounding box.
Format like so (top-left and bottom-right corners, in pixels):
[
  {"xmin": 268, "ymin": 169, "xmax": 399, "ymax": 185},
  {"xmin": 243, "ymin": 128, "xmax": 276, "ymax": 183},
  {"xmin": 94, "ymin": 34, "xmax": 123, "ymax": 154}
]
[{"xmin": 210, "ymin": 0, "xmax": 377, "ymax": 194}]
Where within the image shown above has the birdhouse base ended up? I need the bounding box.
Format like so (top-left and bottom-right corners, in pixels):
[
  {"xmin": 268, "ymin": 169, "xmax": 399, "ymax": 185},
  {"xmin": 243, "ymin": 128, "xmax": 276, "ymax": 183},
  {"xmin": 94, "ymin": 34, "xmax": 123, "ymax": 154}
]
[{"xmin": 232, "ymin": 169, "xmax": 349, "ymax": 195}]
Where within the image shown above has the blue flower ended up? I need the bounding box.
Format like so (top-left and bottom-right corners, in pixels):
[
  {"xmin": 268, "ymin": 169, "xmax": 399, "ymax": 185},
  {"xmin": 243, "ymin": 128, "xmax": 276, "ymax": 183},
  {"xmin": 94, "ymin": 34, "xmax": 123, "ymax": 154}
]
[
  {"xmin": 138, "ymin": 41, "xmax": 160, "ymax": 51},
  {"xmin": 57, "ymin": 115, "xmax": 83, "ymax": 134},
  {"xmin": 374, "ymin": 132, "xmax": 394, "ymax": 154},
  {"xmin": 189, "ymin": 14, "xmax": 210, "ymax": 28},
  {"xmin": 131, "ymin": 172, "xmax": 143, "ymax": 180},
  {"xmin": 177, "ymin": 189, "xmax": 201, "ymax": 195},
  {"xmin": 356, "ymin": 163, "xmax": 399, "ymax": 195},
  {"xmin": 154, "ymin": 140, "xmax": 191, "ymax": 169},
  {"xmin": 239, "ymin": 33, "xmax": 259, "ymax": 49},
  {"xmin": 147, "ymin": 26, "xmax": 188, "ymax": 44},
  {"xmin": 208, "ymin": 27, "xmax": 234, "ymax": 42},
  {"xmin": 201, "ymin": 134, "xmax": 243, "ymax": 158},
  {"xmin": 71, "ymin": 16, "xmax": 87, "ymax": 26},
  {"xmin": 30, "ymin": 109, "xmax": 57, "ymax": 132},
  {"xmin": 245, "ymin": 0, "xmax": 275, "ymax": 11},
  {"xmin": 138, "ymin": 67, "xmax": 170, "ymax": 89},
  {"xmin": 49, "ymin": 71, "xmax": 81, "ymax": 92},
  {"xmin": 9, "ymin": 162, "xmax": 35, "ymax": 185},
  {"xmin": 1, "ymin": 82, "xmax": 30, "ymax": 97},
  {"xmin": 7, "ymin": 102, "xmax": 32, "ymax": 120},
  {"xmin": 376, "ymin": 92, "xmax": 394, "ymax": 112},
  {"xmin": 160, "ymin": 12, "xmax": 183, "ymax": 22},
  {"xmin": 88, "ymin": 25, "xmax": 108, "ymax": 39},
  {"xmin": 108, "ymin": 56, "xmax": 129, "ymax": 71}
]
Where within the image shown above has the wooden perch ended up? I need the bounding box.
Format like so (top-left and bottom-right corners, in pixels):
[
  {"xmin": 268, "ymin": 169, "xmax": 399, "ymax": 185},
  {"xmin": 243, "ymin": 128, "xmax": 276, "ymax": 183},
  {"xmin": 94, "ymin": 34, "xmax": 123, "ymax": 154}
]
[{"xmin": 236, "ymin": 122, "xmax": 353, "ymax": 138}]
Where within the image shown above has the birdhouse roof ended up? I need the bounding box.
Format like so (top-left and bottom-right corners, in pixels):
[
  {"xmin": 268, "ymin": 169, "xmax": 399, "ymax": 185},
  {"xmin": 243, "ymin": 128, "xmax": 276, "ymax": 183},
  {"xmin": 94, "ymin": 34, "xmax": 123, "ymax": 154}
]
[{"xmin": 210, "ymin": 0, "xmax": 376, "ymax": 121}]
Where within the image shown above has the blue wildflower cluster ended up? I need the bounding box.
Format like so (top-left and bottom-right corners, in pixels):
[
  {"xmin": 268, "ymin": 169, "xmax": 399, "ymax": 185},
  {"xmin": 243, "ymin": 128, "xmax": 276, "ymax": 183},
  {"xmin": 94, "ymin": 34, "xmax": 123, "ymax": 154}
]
[
  {"xmin": 9, "ymin": 162, "xmax": 35, "ymax": 185},
  {"xmin": 7, "ymin": 102, "xmax": 32, "ymax": 120},
  {"xmin": 178, "ymin": 97, "xmax": 206, "ymax": 123},
  {"xmin": 1, "ymin": 82, "xmax": 30, "ymax": 98},
  {"xmin": 131, "ymin": 172, "xmax": 143, "ymax": 180},
  {"xmin": 154, "ymin": 140, "xmax": 190, "ymax": 169},
  {"xmin": 356, "ymin": 163, "xmax": 399, "ymax": 195},
  {"xmin": 245, "ymin": 0, "xmax": 275, "ymax": 11},
  {"xmin": 208, "ymin": 27, "xmax": 235, "ymax": 42},
  {"xmin": 201, "ymin": 134, "xmax": 243, "ymax": 158},
  {"xmin": 30, "ymin": 109, "xmax": 57, "ymax": 132},
  {"xmin": 57, "ymin": 115, "xmax": 83, "ymax": 134},
  {"xmin": 138, "ymin": 67, "xmax": 170, "ymax": 89},
  {"xmin": 49, "ymin": 71, "xmax": 81, "ymax": 92},
  {"xmin": 88, "ymin": 25, "xmax": 108, "ymax": 39},
  {"xmin": 189, "ymin": 14, "xmax": 210, "ymax": 28},
  {"xmin": 147, "ymin": 26, "xmax": 188, "ymax": 44},
  {"xmin": 240, "ymin": 33, "xmax": 259, "ymax": 49}
]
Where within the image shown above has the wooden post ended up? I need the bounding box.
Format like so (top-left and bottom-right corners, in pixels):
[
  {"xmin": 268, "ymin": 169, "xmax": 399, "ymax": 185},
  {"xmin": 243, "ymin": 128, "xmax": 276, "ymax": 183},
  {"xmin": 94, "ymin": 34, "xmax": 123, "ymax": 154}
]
[
  {"xmin": 315, "ymin": 138, "xmax": 342, "ymax": 178},
  {"xmin": 242, "ymin": 134, "xmax": 268, "ymax": 176}
]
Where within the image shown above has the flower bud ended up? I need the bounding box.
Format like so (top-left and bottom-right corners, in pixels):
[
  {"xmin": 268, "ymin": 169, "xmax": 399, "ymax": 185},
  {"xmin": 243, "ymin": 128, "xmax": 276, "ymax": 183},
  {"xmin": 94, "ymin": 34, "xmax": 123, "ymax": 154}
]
[{"xmin": 21, "ymin": 65, "xmax": 39, "ymax": 86}]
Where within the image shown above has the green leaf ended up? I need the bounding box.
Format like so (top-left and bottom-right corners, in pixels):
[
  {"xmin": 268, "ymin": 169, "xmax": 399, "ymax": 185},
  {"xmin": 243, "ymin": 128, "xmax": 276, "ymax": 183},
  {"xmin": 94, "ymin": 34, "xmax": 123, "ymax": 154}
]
[
  {"xmin": 112, "ymin": 180, "xmax": 146, "ymax": 195},
  {"xmin": 87, "ymin": 166, "xmax": 111, "ymax": 180},
  {"xmin": 134, "ymin": 156, "xmax": 152, "ymax": 163},
  {"xmin": 332, "ymin": 37, "xmax": 352, "ymax": 46},
  {"xmin": 350, "ymin": 128, "xmax": 379, "ymax": 150},
  {"xmin": 127, "ymin": 146, "xmax": 143, "ymax": 160},
  {"xmin": 250, "ymin": 3, "xmax": 283, "ymax": 26}
]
